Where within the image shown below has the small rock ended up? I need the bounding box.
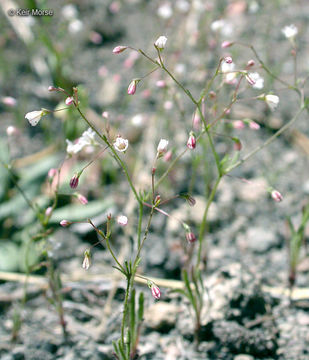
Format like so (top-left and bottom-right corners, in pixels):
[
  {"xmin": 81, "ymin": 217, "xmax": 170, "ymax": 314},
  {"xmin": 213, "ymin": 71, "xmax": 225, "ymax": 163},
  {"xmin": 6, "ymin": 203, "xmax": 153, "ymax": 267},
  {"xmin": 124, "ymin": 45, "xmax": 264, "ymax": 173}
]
[
  {"xmin": 234, "ymin": 355, "xmax": 254, "ymax": 360},
  {"xmin": 237, "ymin": 227, "xmax": 278, "ymax": 253},
  {"xmin": 236, "ymin": 178, "xmax": 268, "ymax": 202},
  {"xmin": 144, "ymin": 302, "xmax": 179, "ymax": 332}
]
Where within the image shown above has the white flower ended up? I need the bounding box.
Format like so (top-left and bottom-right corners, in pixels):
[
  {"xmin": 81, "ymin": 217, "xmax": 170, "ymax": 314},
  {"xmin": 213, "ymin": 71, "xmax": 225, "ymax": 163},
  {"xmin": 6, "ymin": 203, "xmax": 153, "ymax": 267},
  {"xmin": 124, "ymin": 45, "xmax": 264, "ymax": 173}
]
[
  {"xmin": 157, "ymin": 139, "xmax": 169, "ymax": 157},
  {"xmin": 25, "ymin": 110, "xmax": 45, "ymax": 126},
  {"xmin": 247, "ymin": 72, "xmax": 264, "ymax": 89},
  {"xmin": 155, "ymin": 36, "xmax": 168, "ymax": 50},
  {"xmin": 117, "ymin": 215, "xmax": 128, "ymax": 226},
  {"xmin": 282, "ymin": 24, "xmax": 298, "ymax": 39},
  {"xmin": 221, "ymin": 61, "xmax": 237, "ymax": 84},
  {"xmin": 265, "ymin": 94, "xmax": 280, "ymax": 110},
  {"xmin": 157, "ymin": 3, "xmax": 173, "ymax": 19},
  {"xmin": 66, "ymin": 128, "xmax": 98, "ymax": 155},
  {"xmin": 211, "ymin": 19, "xmax": 225, "ymax": 32},
  {"xmin": 113, "ymin": 136, "xmax": 129, "ymax": 152}
]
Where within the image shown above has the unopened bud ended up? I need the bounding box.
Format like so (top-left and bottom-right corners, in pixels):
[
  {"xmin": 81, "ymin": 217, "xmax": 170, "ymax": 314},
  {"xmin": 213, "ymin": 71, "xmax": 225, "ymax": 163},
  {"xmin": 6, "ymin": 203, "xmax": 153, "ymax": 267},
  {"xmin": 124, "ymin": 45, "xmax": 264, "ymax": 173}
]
[
  {"xmin": 249, "ymin": 121, "xmax": 260, "ymax": 130},
  {"xmin": 45, "ymin": 206, "xmax": 53, "ymax": 217},
  {"xmin": 48, "ymin": 168, "xmax": 57, "ymax": 180},
  {"xmin": 233, "ymin": 138, "xmax": 242, "ymax": 151},
  {"xmin": 147, "ymin": 281, "xmax": 161, "ymax": 299},
  {"xmin": 65, "ymin": 96, "xmax": 74, "ymax": 106},
  {"xmin": 247, "ymin": 59, "xmax": 255, "ymax": 67},
  {"xmin": 187, "ymin": 132, "xmax": 196, "ymax": 150},
  {"xmin": 163, "ymin": 150, "xmax": 172, "ymax": 162},
  {"xmin": 186, "ymin": 231, "xmax": 197, "ymax": 244},
  {"xmin": 221, "ymin": 41, "xmax": 233, "ymax": 48},
  {"xmin": 224, "ymin": 56, "xmax": 233, "ymax": 64},
  {"xmin": 209, "ymin": 91, "xmax": 216, "ymax": 100},
  {"xmin": 76, "ymin": 193, "xmax": 88, "ymax": 205},
  {"xmin": 82, "ymin": 249, "xmax": 91, "ymax": 270},
  {"xmin": 154, "ymin": 195, "xmax": 161, "ymax": 205},
  {"xmin": 157, "ymin": 139, "xmax": 169, "ymax": 158},
  {"xmin": 233, "ymin": 120, "xmax": 245, "ymax": 129},
  {"xmin": 60, "ymin": 219, "xmax": 71, "ymax": 227},
  {"xmin": 271, "ymin": 190, "xmax": 283, "ymax": 202},
  {"xmin": 48, "ymin": 86, "xmax": 57, "ymax": 92},
  {"xmin": 70, "ymin": 173, "xmax": 80, "ymax": 189},
  {"xmin": 127, "ymin": 80, "xmax": 138, "ymax": 95},
  {"xmin": 112, "ymin": 45, "xmax": 128, "ymax": 54},
  {"xmin": 156, "ymin": 80, "xmax": 166, "ymax": 88}
]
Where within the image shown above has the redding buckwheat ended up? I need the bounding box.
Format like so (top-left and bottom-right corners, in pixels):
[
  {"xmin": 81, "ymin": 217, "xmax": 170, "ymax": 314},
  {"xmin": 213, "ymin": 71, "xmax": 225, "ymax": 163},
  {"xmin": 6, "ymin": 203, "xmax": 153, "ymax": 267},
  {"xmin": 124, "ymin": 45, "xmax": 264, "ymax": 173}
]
[
  {"xmin": 113, "ymin": 136, "xmax": 129, "ymax": 152},
  {"xmin": 187, "ymin": 132, "xmax": 196, "ymax": 150},
  {"xmin": 112, "ymin": 45, "xmax": 128, "ymax": 54},
  {"xmin": 271, "ymin": 190, "xmax": 283, "ymax": 202}
]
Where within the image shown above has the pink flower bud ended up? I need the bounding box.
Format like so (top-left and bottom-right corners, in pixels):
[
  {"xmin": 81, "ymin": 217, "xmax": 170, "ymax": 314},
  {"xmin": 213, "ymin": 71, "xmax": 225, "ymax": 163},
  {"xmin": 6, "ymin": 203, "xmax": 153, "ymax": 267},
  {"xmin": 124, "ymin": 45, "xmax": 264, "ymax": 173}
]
[
  {"xmin": 112, "ymin": 45, "xmax": 128, "ymax": 54},
  {"xmin": 233, "ymin": 120, "xmax": 245, "ymax": 129},
  {"xmin": 70, "ymin": 173, "xmax": 80, "ymax": 189},
  {"xmin": 48, "ymin": 168, "xmax": 57, "ymax": 179},
  {"xmin": 233, "ymin": 139, "xmax": 242, "ymax": 151},
  {"xmin": 247, "ymin": 59, "xmax": 255, "ymax": 67},
  {"xmin": 150, "ymin": 284, "xmax": 161, "ymax": 300},
  {"xmin": 117, "ymin": 215, "xmax": 128, "ymax": 226},
  {"xmin": 271, "ymin": 190, "xmax": 283, "ymax": 202},
  {"xmin": 45, "ymin": 206, "xmax": 53, "ymax": 217},
  {"xmin": 77, "ymin": 193, "xmax": 88, "ymax": 205},
  {"xmin": 156, "ymin": 80, "xmax": 166, "ymax": 88},
  {"xmin": 224, "ymin": 56, "xmax": 233, "ymax": 64},
  {"xmin": 154, "ymin": 195, "xmax": 161, "ymax": 205},
  {"xmin": 186, "ymin": 231, "xmax": 197, "ymax": 244},
  {"xmin": 65, "ymin": 96, "xmax": 74, "ymax": 106},
  {"xmin": 60, "ymin": 220, "xmax": 71, "ymax": 227},
  {"xmin": 6, "ymin": 126, "xmax": 18, "ymax": 136},
  {"xmin": 157, "ymin": 139, "xmax": 169, "ymax": 158},
  {"xmin": 209, "ymin": 91, "xmax": 217, "ymax": 100},
  {"xmin": 48, "ymin": 86, "xmax": 57, "ymax": 92},
  {"xmin": 2, "ymin": 96, "xmax": 17, "ymax": 107},
  {"xmin": 163, "ymin": 150, "xmax": 172, "ymax": 162},
  {"xmin": 102, "ymin": 111, "xmax": 109, "ymax": 118},
  {"xmin": 249, "ymin": 121, "xmax": 260, "ymax": 130},
  {"xmin": 187, "ymin": 132, "xmax": 196, "ymax": 150},
  {"xmin": 127, "ymin": 80, "xmax": 138, "ymax": 95},
  {"xmin": 221, "ymin": 41, "xmax": 233, "ymax": 48}
]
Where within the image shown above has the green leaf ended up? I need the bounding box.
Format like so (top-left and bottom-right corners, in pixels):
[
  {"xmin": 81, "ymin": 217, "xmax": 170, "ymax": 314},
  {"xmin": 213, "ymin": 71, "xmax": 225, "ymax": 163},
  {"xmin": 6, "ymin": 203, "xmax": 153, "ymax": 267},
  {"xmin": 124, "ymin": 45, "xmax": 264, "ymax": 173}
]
[
  {"xmin": 0, "ymin": 241, "xmax": 20, "ymax": 271},
  {"xmin": 138, "ymin": 292, "xmax": 144, "ymax": 322},
  {"xmin": 130, "ymin": 289, "xmax": 136, "ymax": 349}
]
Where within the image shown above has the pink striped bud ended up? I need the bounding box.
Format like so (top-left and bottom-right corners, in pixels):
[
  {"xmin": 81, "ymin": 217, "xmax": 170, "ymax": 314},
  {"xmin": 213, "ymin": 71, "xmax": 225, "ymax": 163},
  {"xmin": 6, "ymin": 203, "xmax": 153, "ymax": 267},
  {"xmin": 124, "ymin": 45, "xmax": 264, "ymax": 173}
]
[
  {"xmin": 60, "ymin": 219, "xmax": 72, "ymax": 227},
  {"xmin": 187, "ymin": 132, "xmax": 196, "ymax": 150},
  {"xmin": 76, "ymin": 193, "xmax": 88, "ymax": 205},
  {"xmin": 224, "ymin": 56, "xmax": 233, "ymax": 64},
  {"xmin": 221, "ymin": 41, "xmax": 233, "ymax": 48},
  {"xmin": 48, "ymin": 86, "xmax": 57, "ymax": 92},
  {"xmin": 2, "ymin": 96, "xmax": 17, "ymax": 107},
  {"xmin": 102, "ymin": 111, "xmax": 109, "ymax": 118},
  {"xmin": 271, "ymin": 190, "xmax": 283, "ymax": 202},
  {"xmin": 249, "ymin": 121, "xmax": 260, "ymax": 130},
  {"xmin": 65, "ymin": 96, "xmax": 74, "ymax": 106},
  {"xmin": 186, "ymin": 231, "xmax": 197, "ymax": 244},
  {"xmin": 70, "ymin": 173, "xmax": 80, "ymax": 189},
  {"xmin": 127, "ymin": 80, "xmax": 138, "ymax": 95},
  {"xmin": 247, "ymin": 59, "xmax": 255, "ymax": 67},
  {"xmin": 147, "ymin": 281, "xmax": 161, "ymax": 300},
  {"xmin": 112, "ymin": 45, "xmax": 128, "ymax": 54}
]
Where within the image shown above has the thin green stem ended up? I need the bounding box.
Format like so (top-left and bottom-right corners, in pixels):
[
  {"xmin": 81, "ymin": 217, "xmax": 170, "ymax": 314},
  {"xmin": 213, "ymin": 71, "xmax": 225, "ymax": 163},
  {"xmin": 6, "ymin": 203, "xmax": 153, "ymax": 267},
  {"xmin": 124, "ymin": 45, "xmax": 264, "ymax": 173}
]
[
  {"xmin": 121, "ymin": 278, "xmax": 131, "ymax": 349},
  {"xmin": 226, "ymin": 106, "xmax": 305, "ymax": 173},
  {"xmin": 76, "ymin": 106, "xmax": 140, "ymax": 203},
  {"xmin": 197, "ymin": 175, "xmax": 222, "ymax": 268},
  {"xmin": 137, "ymin": 202, "xmax": 143, "ymax": 249}
]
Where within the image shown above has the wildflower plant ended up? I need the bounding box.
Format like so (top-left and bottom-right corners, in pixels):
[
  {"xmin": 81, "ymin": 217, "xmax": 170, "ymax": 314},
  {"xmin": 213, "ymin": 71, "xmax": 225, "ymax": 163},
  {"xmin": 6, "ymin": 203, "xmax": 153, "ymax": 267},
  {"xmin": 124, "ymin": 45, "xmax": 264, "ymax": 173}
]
[{"xmin": 2, "ymin": 5, "xmax": 308, "ymax": 357}]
